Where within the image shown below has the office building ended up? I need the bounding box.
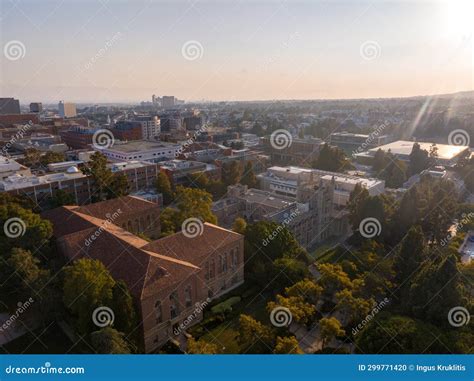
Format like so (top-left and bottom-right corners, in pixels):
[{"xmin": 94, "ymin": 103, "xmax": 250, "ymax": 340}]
[
  {"xmin": 99, "ymin": 140, "xmax": 182, "ymax": 162},
  {"xmin": 0, "ymin": 98, "xmax": 20, "ymax": 114},
  {"xmin": 58, "ymin": 101, "xmax": 77, "ymax": 118},
  {"xmin": 162, "ymin": 96, "xmax": 175, "ymax": 109},
  {"xmin": 29, "ymin": 102, "xmax": 43, "ymax": 113}
]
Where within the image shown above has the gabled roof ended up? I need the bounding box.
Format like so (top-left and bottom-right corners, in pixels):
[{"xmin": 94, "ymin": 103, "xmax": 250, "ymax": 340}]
[{"xmin": 43, "ymin": 204, "xmax": 242, "ymax": 301}]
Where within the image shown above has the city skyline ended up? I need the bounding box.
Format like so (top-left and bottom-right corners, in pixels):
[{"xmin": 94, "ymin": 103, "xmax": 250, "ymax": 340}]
[{"xmin": 1, "ymin": 0, "xmax": 473, "ymax": 103}]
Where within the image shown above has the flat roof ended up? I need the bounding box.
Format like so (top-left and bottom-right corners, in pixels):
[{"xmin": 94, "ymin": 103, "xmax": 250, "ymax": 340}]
[
  {"xmin": 367, "ymin": 140, "xmax": 468, "ymax": 160},
  {"xmin": 105, "ymin": 140, "xmax": 180, "ymax": 153},
  {"xmin": 243, "ymin": 189, "xmax": 295, "ymax": 209}
]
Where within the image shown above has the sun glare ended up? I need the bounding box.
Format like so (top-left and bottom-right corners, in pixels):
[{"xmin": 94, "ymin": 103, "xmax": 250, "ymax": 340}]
[{"xmin": 441, "ymin": 0, "xmax": 474, "ymax": 37}]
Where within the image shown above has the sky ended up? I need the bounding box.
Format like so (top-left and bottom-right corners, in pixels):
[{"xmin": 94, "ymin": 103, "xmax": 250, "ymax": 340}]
[{"xmin": 0, "ymin": 0, "xmax": 473, "ymax": 103}]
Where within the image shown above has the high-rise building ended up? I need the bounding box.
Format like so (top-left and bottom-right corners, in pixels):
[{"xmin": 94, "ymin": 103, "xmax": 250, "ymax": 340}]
[
  {"xmin": 0, "ymin": 98, "xmax": 20, "ymax": 114},
  {"xmin": 58, "ymin": 101, "xmax": 77, "ymax": 118},
  {"xmin": 29, "ymin": 102, "xmax": 43, "ymax": 113},
  {"xmin": 134, "ymin": 115, "xmax": 160, "ymax": 139},
  {"xmin": 161, "ymin": 96, "xmax": 175, "ymax": 109}
]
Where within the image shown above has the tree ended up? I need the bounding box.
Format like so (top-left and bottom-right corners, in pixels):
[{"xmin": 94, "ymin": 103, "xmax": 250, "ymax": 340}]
[
  {"xmin": 187, "ymin": 337, "xmax": 220, "ymax": 354},
  {"xmin": 267, "ymin": 295, "xmax": 316, "ymax": 325},
  {"xmin": 244, "ymin": 221, "xmax": 308, "ymax": 284},
  {"xmin": 232, "ymin": 217, "xmax": 247, "ymax": 235},
  {"xmin": 273, "ymin": 258, "xmax": 310, "ymax": 289},
  {"xmin": 82, "ymin": 152, "xmax": 114, "ymax": 202},
  {"xmin": 393, "ymin": 226, "xmax": 426, "ymax": 303},
  {"xmin": 408, "ymin": 142, "xmax": 430, "ymax": 176},
  {"xmin": 2, "ymin": 248, "xmax": 50, "ymax": 300},
  {"xmin": 111, "ymin": 280, "xmax": 137, "ymax": 335},
  {"xmin": 155, "ymin": 172, "xmax": 174, "ymax": 205},
  {"xmin": 0, "ymin": 202, "xmax": 53, "ymax": 255},
  {"xmin": 407, "ymin": 254, "xmax": 465, "ymax": 326},
  {"xmin": 240, "ymin": 162, "xmax": 257, "ymax": 188},
  {"xmin": 49, "ymin": 189, "xmax": 75, "ymax": 208},
  {"xmin": 317, "ymin": 263, "xmax": 353, "ymax": 299},
  {"xmin": 334, "ymin": 289, "xmax": 372, "ymax": 328},
  {"xmin": 40, "ymin": 151, "xmax": 66, "ymax": 166},
  {"xmin": 356, "ymin": 314, "xmax": 444, "ymax": 354},
  {"xmin": 221, "ymin": 161, "xmax": 241, "ymax": 186},
  {"xmin": 107, "ymin": 173, "xmax": 129, "ymax": 199},
  {"xmin": 285, "ymin": 279, "xmax": 322, "ymax": 305},
  {"xmin": 319, "ymin": 317, "xmax": 345, "ymax": 348},
  {"xmin": 22, "ymin": 148, "xmax": 41, "ymax": 168},
  {"xmin": 238, "ymin": 314, "xmax": 275, "ymax": 354},
  {"xmin": 159, "ymin": 187, "xmax": 217, "ymax": 234},
  {"xmin": 313, "ymin": 144, "xmax": 352, "ymax": 172},
  {"xmin": 63, "ymin": 259, "xmax": 115, "ymax": 334},
  {"xmin": 91, "ymin": 327, "xmax": 132, "ymax": 354},
  {"xmin": 273, "ymin": 336, "xmax": 303, "ymax": 354}
]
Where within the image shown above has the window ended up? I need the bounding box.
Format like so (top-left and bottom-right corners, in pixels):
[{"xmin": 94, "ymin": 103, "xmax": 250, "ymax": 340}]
[
  {"xmin": 155, "ymin": 300, "xmax": 162, "ymax": 324},
  {"xmin": 210, "ymin": 259, "xmax": 215, "ymax": 279},
  {"xmin": 232, "ymin": 249, "xmax": 238, "ymax": 268},
  {"xmin": 170, "ymin": 291, "xmax": 179, "ymax": 319},
  {"xmin": 184, "ymin": 285, "xmax": 192, "ymax": 308}
]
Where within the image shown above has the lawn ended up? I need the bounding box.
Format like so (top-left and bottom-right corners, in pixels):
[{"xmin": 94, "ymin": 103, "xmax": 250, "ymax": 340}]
[{"xmin": 196, "ymin": 290, "xmax": 270, "ymax": 354}]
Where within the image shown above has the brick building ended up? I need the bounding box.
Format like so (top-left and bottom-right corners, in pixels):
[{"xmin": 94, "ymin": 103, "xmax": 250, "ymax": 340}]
[{"xmin": 43, "ymin": 197, "xmax": 244, "ymax": 352}]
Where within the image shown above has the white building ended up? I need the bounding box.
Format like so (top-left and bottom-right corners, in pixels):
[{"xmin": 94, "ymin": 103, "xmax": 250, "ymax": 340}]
[
  {"xmin": 0, "ymin": 156, "xmax": 31, "ymax": 180},
  {"xmin": 58, "ymin": 101, "xmax": 77, "ymax": 118},
  {"xmin": 258, "ymin": 166, "xmax": 385, "ymax": 204},
  {"xmin": 98, "ymin": 140, "xmax": 182, "ymax": 162},
  {"xmin": 134, "ymin": 116, "xmax": 160, "ymax": 140},
  {"xmin": 354, "ymin": 140, "xmax": 469, "ymax": 167}
]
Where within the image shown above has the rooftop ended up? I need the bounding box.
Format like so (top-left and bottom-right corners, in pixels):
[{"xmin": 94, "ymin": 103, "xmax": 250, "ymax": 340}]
[
  {"xmin": 367, "ymin": 140, "xmax": 469, "ymax": 160},
  {"xmin": 103, "ymin": 140, "xmax": 180, "ymax": 153}
]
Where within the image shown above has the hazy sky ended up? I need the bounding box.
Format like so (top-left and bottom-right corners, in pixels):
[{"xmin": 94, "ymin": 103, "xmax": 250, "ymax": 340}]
[{"xmin": 1, "ymin": 0, "xmax": 473, "ymax": 103}]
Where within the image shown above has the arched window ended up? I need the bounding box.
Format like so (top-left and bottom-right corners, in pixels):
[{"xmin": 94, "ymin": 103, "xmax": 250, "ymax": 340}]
[
  {"xmin": 184, "ymin": 285, "xmax": 192, "ymax": 308},
  {"xmin": 155, "ymin": 300, "xmax": 162, "ymax": 324}
]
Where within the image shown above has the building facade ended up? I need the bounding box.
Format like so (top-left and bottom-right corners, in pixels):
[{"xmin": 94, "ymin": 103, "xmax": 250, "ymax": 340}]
[
  {"xmin": 43, "ymin": 199, "xmax": 244, "ymax": 353},
  {"xmin": 58, "ymin": 101, "xmax": 77, "ymax": 118}
]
